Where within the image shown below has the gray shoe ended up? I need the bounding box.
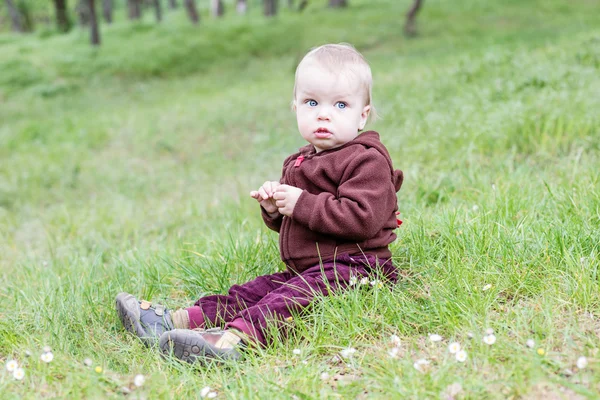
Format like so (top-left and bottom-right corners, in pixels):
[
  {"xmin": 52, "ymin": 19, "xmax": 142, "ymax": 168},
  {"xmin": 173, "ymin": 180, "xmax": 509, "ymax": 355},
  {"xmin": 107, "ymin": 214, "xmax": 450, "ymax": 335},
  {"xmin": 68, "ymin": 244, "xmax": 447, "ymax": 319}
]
[
  {"xmin": 115, "ymin": 292, "xmax": 174, "ymax": 346},
  {"xmin": 159, "ymin": 328, "xmax": 244, "ymax": 363}
]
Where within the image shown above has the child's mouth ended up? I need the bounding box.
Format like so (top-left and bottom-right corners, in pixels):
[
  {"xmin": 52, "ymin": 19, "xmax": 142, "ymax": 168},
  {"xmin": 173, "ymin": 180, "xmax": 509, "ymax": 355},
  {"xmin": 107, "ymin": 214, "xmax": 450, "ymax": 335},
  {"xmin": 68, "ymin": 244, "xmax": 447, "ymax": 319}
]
[{"xmin": 314, "ymin": 128, "xmax": 332, "ymax": 138}]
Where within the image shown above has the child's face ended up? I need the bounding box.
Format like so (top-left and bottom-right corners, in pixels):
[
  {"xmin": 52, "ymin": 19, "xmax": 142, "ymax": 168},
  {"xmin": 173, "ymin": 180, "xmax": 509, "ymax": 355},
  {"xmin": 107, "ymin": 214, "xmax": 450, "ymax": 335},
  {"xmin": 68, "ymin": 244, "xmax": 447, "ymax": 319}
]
[{"xmin": 294, "ymin": 62, "xmax": 371, "ymax": 153}]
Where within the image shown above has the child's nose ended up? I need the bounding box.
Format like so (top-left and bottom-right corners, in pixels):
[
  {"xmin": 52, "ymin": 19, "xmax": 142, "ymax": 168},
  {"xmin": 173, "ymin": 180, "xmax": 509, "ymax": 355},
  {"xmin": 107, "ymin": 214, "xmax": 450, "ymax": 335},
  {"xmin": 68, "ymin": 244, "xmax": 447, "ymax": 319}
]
[{"xmin": 317, "ymin": 107, "xmax": 331, "ymax": 120}]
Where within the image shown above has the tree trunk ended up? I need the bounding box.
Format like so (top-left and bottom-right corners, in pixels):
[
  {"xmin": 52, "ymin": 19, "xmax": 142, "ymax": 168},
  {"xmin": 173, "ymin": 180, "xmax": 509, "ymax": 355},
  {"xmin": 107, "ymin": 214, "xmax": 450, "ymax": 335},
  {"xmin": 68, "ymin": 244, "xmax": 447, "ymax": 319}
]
[
  {"xmin": 5, "ymin": 0, "xmax": 24, "ymax": 32},
  {"xmin": 404, "ymin": 0, "xmax": 423, "ymax": 37},
  {"xmin": 153, "ymin": 0, "xmax": 162, "ymax": 21},
  {"xmin": 88, "ymin": 0, "xmax": 100, "ymax": 45},
  {"xmin": 128, "ymin": 0, "xmax": 142, "ymax": 19},
  {"xmin": 184, "ymin": 0, "xmax": 199, "ymax": 24},
  {"xmin": 168, "ymin": 0, "xmax": 177, "ymax": 9},
  {"xmin": 287, "ymin": 0, "xmax": 293, "ymax": 7},
  {"xmin": 263, "ymin": 0, "xmax": 277, "ymax": 16},
  {"xmin": 52, "ymin": 0, "xmax": 72, "ymax": 32},
  {"xmin": 298, "ymin": 0, "xmax": 308, "ymax": 12},
  {"xmin": 77, "ymin": 0, "xmax": 90, "ymax": 26},
  {"xmin": 328, "ymin": 0, "xmax": 346, "ymax": 7},
  {"xmin": 102, "ymin": 0, "xmax": 112, "ymax": 23},
  {"xmin": 211, "ymin": 0, "xmax": 224, "ymax": 17},
  {"xmin": 236, "ymin": 0, "xmax": 247, "ymax": 14}
]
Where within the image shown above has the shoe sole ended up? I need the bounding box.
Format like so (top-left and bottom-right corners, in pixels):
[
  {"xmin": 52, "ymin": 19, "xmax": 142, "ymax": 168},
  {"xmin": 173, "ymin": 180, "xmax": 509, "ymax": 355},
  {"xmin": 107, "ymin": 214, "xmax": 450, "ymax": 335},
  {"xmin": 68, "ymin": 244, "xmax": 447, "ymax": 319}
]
[
  {"xmin": 159, "ymin": 330, "xmax": 208, "ymax": 364},
  {"xmin": 115, "ymin": 292, "xmax": 149, "ymax": 343},
  {"xmin": 159, "ymin": 330, "xmax": 241, "ymax": 364}
]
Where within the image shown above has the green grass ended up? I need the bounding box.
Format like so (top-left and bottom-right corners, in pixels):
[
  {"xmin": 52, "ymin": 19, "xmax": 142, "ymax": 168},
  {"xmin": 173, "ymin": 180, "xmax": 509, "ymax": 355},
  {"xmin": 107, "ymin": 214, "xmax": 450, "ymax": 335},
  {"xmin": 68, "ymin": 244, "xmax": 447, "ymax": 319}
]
[{"xmin": 1, "ymin": 0, "xmax": 600, "ymax": 398}]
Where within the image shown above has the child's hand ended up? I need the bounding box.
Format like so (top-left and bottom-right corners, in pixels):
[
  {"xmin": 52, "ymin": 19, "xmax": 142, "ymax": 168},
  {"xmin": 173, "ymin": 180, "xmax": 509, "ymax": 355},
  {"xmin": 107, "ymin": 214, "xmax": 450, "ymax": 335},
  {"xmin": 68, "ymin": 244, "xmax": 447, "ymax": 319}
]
[
  {"xmin": 250, "ymin": 181, "xmax": 280, "ymax": 217},
  {"xmin": 273, "ymin": 185, "xmax": 303, "ymax": 217}
]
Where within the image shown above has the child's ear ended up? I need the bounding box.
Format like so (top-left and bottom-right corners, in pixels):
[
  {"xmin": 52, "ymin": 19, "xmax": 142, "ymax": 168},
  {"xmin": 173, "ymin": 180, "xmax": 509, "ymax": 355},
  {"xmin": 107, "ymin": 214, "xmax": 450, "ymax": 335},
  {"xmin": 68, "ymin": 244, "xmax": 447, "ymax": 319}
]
[
  {"xmin": 291, "ymin": 100, "xmax": 297, "ymax": 112},
  {"xmin": 359, "ymin": 105, "xmax": 371, "ymax": 130}
]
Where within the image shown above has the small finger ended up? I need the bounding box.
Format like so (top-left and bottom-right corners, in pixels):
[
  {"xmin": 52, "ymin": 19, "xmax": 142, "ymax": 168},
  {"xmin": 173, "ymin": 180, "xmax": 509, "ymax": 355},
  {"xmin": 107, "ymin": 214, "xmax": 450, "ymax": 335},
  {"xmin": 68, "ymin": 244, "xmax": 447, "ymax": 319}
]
[{"xmin": 258, "ymin": 187, "xmax": 269, "ymax": 200}]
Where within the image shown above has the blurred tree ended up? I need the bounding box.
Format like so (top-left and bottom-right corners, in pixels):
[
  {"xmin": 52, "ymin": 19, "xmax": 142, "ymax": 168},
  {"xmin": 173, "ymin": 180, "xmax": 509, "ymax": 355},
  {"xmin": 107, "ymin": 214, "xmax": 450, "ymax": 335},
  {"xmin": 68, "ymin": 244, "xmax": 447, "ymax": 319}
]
[
  {"xmin": 77, "ymin": 0, "xmax": 90, "ymax": 26},
  {"xmin": 328, "ymin": 0, "xmax": 346, "ymax": 7},
  {"xmin": 102, "ymin": 0, "xmax": 112, "ymax": 23},
  {"xmin": 5, "ymin": 0, "xmax": 24, "ymax": 32},
  {"xmin": 152, "ymin": 0, "xmax": 162, "ymax": 21},
  {"xmin": 404, "ymin": 0, "xmax": 423, "ymax": 37},
  {"xmin": 168, "ymin": 0, "xmax": 177, "ymax": 9},
  {"xmin": 211, "ymin": 0, "xmax": 223, "ymax": 17},
  {"xmin": 52, "ymin": 0, "xmax": 72, "ymax": 32},
  {"xmin": 236, "ymin": 0, "xmax": 247, "ymax": 14},
  {"xmin": 263, "ymin": 0, "xmax": 277, "ymax": 16},
  {"xmin": 16, "ymin": 0, "xmax": 34, "ymax": 31},
  {"xmin": 298, "ymin": 0, "xmax": 308, "ymax": 12},
  {"xmin": 128, "ymin": 0, "xmax": 141, "ymax": 19},
  {"xmin": 88, "ymin": 0, "xmax": 100, "ymax": 45},
  {"xmin": 184, "ymin": 0, "xmax": 199, "ymax": 24}
]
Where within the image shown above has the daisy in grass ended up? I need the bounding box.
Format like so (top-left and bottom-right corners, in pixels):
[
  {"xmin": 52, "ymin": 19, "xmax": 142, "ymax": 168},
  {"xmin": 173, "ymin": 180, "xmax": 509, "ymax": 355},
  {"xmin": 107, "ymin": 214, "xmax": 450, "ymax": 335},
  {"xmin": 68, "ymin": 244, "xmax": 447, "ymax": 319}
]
[
  {"xmin": 388, "ymin": 347, "xmax": 400, "ymax": 359},
  {"xmin": 5, "ymin": 360, "xmax": 18, "ymax": 372},
  {"xmin": 483, "ymin": 334, "xmax": 496, "ymax": 345},
  {"xmin": 134, "ymin": 374, "xmax": 145, "ymax": 387},
  {"xmin": 370, "ymin": 280, "xmax": 383, "ymax": 289},
  {"xmin": 429, "ymin": 334, "xmax": 442, "ymax": 343},
  {"xmin": 292, "ymin": 348, "xmax": 301, "ymax": 355},
  {"xmin": 340, "ymin": 347, "xmax": 357, "ymax": 358},
  {"xmin": 200, "ymin": 386, "xmax": 217, "ymax": 398},
  {"xmin": 41, "ymin": 351, "xmax": 54, "ymax": 363},
  {"xmin": 413, "ymin": 358, "xmax": 430, "ymax": 372},
  {"xmin": 390, "ymin": 334, "xmax": 401, "ymax": 346},
  {"xmin": 359, "ymin": 277, "xmax": 369, "ymax": 285},
  {"xmin": 349, "ymin": 276, "xmax": 358, "ymax": 286},
  {"xmin": 448, "ymin": 342, "xmax": 461, "ymax": 354},
  {"xmin": 13, "ymin": 368, "xmax": 25, "ymax": 380},
  {"xmin": 577, "ymin": 356, "xmax": 588, "ymax": 369},
  {"xmin": 455, "ymin": 350, "xmax": 467, "ymax": 362},
  {"xmin": 482, "ymin": 284, "xmax": 492, "ymax": 291},
  {"xmin": 526, "ymin": 339, "xmax": 535, "ymax": 348}
]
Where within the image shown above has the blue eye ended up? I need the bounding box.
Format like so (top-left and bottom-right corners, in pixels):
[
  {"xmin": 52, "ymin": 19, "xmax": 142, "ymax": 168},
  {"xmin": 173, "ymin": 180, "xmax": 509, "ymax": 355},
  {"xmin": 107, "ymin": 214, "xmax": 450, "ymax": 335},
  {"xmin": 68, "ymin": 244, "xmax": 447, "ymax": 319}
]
[
  {"xmin": 308, "ymin": 100, "xmax": 318, "ymax": 107},
  {"xmin": 336, "ymin": 102, "xmax": 347, "ymax": 109}
]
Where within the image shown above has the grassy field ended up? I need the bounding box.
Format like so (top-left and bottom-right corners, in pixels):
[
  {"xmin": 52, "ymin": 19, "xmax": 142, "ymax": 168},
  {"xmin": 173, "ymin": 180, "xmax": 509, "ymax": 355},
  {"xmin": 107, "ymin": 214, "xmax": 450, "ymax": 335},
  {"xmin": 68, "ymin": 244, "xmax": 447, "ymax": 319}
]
[{"xmin": 1, "ymin": 0, "xmax": 600, "ymax": 398}]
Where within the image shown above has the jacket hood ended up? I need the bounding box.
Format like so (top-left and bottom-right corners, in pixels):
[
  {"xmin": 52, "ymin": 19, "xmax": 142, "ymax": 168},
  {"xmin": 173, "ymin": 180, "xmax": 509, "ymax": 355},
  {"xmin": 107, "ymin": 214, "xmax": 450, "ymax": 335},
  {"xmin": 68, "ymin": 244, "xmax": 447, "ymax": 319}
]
[{"xmin": 348, "ymin": 131, "xmax": 404, "ymax": 192}]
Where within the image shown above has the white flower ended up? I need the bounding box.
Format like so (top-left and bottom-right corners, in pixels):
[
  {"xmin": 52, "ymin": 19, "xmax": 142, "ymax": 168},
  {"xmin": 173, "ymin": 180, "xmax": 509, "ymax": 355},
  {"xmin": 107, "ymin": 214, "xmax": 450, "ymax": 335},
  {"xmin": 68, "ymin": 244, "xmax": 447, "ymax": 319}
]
[
  {"xmin": 577, "ymin": 356, "xmax": 588, "ymax": 369},
  {"xmin": 388, "ymin": 347, "xmax": 400, "ymax": 358},
  {"xmin": 133, "ymin": 374, "xmax": 145, "ymax": 387},
  {"xmin": 292, "ymin": 348, "xmax": 301, "ymax": 355},
  {"xmin": 580, "ymin": 257, "xmax": 586, "ymax": 263},
  {"xmin": 482, "ymin": 284, "xmax": 492, "ymax": 291},
  {"xmin": 483, "ymin": 334, "xmax": 496, "ymax": 345},
  {"xmin": 359, "ymin": 277, "xmax": 369, "ymax": 285},
  {"xmin": 472, "ymin": 205, "xmax": 479, "ymax": 212},
  {"xmin": 526, "ymin": 339, "xmax": 535, "ymax": 348},
  {"xmin": 467, "ymin": 332, "xmax": 474, "ymax": 339},
  {"xmin": 448, "ymin": 342, "xmax": 461, "ymax": 354},
  {"xmin": 207, "ymin": 392, "xmax": 217, "ymax": 399},
  {"xmin": 492, "ymin": 184, "xmax": 496, "ymax": 191},
  {"xmin": 455, "ymin": 350, "xmax": 467, "ymax": 362},
  {"xmin": 41, "ymin": 352, "xmax": 54, "ymax": 363},
  {"xmin": 320, "ymin": 372, "xmax": 330, "ymax": 380},
  {"xmin": 349, "ymin": 276, "xmax": 358, "ymax": 286},
  {"xmin": 83, "ymin": 358, "xmax": 93, "ymax": 367},
  {"xmin": 485, "ymin": 328, "xmax": 494, "ymax": 335},
  {"xmin": 340, "ymin": 347, "xmax": 356, "ymax": 358},
  {"xmin": 200, "ymin": 386, "xmax": 212, "ymax": 398},
  {"xmin": 413, "ymin": 358, "xmax": 430, "ymax": 372},
  {"xmin": 390, "ymin": 334, "xmax": 401, "ymax": 346},
  {"xmin": 5, "ymin": 360, "xmax": 18, "ymax": 372},
  {"xmin": 429, "ymin": 334, "xmax": 442, "ymax": 342},
  {"xmin": 13, "ymin": 367, "xmax": 25, "ymax": 380}
]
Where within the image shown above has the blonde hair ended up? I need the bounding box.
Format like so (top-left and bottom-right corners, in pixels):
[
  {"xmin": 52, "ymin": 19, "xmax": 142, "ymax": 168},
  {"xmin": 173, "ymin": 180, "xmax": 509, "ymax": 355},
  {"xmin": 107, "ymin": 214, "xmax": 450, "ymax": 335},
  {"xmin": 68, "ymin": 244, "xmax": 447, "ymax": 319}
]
[{"xmin": 293, "ymin": 43, "xmax": 377, "ymax": 122}]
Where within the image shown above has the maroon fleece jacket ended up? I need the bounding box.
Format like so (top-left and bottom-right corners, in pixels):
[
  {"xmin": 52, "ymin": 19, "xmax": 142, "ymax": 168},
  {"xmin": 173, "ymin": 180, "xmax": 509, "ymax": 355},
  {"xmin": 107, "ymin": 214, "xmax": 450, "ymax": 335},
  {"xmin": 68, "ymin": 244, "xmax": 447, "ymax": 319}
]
[{"xmin": 261, "ymin": 130, "xmax": 404, "ymax": 273}]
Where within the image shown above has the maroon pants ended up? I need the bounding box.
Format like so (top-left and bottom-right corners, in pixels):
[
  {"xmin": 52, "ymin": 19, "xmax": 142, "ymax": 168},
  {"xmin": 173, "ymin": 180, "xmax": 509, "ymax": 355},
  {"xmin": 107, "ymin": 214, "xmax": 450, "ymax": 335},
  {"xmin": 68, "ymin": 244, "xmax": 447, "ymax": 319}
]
[{"xmin": 185, "ymin": 253, "xmax": 397, "ymax": 344}]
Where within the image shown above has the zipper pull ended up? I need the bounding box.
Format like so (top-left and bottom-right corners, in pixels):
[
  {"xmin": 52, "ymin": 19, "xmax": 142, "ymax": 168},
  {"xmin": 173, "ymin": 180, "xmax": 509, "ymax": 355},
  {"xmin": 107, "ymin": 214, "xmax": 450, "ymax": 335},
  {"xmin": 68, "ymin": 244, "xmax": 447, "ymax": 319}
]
[{"xmin": 294, "ymin": 155, "xmax": 305, "ymax": 167}]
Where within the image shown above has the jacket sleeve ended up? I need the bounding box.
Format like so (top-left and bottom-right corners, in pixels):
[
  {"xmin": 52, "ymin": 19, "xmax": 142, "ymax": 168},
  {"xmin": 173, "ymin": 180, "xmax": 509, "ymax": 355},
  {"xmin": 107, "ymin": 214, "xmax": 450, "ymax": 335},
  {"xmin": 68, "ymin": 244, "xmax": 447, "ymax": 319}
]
[
  {"xmin": 259, "ymin": 153, "xmax": 297, "ymax": 233},
  {"xmin": 261, "ymin": 206, "xmax": 283, "ymax": 232},
  {"xmin": 291, "ymin": 149, "xmax": 396, "ymax": 241}
]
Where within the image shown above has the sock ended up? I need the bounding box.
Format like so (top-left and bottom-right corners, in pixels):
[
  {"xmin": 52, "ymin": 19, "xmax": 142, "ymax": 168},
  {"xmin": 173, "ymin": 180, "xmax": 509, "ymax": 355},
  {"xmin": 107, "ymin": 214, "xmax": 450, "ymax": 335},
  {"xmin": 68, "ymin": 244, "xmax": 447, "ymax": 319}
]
[{"xmin": 171, "ymin": 309, "xmax": 190, "ymax": 329}]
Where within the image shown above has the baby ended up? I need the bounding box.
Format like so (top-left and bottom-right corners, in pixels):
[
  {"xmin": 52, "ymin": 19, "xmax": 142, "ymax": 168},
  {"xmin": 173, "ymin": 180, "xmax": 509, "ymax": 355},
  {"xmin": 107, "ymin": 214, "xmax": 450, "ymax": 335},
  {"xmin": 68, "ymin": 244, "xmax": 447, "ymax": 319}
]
[{"xmin": 116, "ymin": 43, "xmax": 403, "ymax": 363}]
